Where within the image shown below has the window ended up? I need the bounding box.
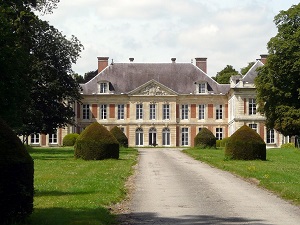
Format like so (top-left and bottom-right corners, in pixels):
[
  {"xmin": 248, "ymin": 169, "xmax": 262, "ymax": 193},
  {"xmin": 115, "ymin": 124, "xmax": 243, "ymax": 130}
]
[
  {"xmin": 136, "ymin": 104, "xmax": 143, "ymax": 120},
  {"xmin": 267, "ymin": 129, "xmax": 275, "ymax": 144},
  {"xmin": 163, "ymin": 104, "xmax": 170, "ymax": 120},
  {"xmin": 198, "ymin": 83, "xmax": 206, "ymax": 93},
  {"xmin": 120, "ymin": 127, "xmax": 125, "ymax": 133},
  {"xmin": 249, "ymin": 124, "xmax": 257, "ymax": 132},
  {"xmin": 181, "ymin": 104, "xmax": 188, "ymax": 120},
  {"xmin": 100, "ymin": 104, "xmax": 107, "ymax": 119},
  {"xmin": 83, "ymin": 104, "xmax": 90, "ymax": 120},
  {"xmin": 181, "ymin": 128, "xmax": 189, "ymax": 146},
  {"xmin": 135, "ymin": 128, "xmax": 143, "ymax": 146},
  {"xmin": 118, "ymin": 104, "xmax": 125, "ymax": 120},
  {"xmin": 199, "ymin": 104, "xmax": 205, "ymax": 119},
  {"xmin": 149, "ymin": 104, "xmax": 156, "ymax": 120},
  {"xmin": 49, "ymin": 132, "xmax": 57, "ymax": 144},
  {"xmin": 149, "ymin": 127, "xmax": 157, "ymax": 146},
  {"xmin": 162, "ymin": 128, "xmax": 170, "ymax": 146},
  {"xmin": 216, "ymin": 128, "xmax": 223, "ymax": 140},
  {"xmin": 198, "ymin": 127, "xmax": 202, "ymax": 133},
  {"xmin": 99, "ymin": 82, "xmax": 108, "ymax": 93},
  {"xmin": 249, "ymin": 98, "xmax": 256, "ymax": 115},
  {"xmin": 31, "ymin": 134, "xmax": 40, "ymax": 144},
  {"xmin": 216, "ymin": 105, "xmax": 223, "ymax": 119}
]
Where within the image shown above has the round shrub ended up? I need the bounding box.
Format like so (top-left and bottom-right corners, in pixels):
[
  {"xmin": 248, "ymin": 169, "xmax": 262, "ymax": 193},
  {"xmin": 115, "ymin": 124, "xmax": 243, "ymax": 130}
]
[
  {"xmin": 0, "ymin": 118, "xmax": 34, "ymax": 224},
  {"xmin": 110, "ymin": 126, "xmax": 128, "ymax": 148},
  {"xmin": 194, "ymin": 128, "xmax": 216, "ymax": 148},
  {"xmin": 225, "ymin": 125, "xmax": 266, "ymax": 160},
  {"xmin": 63, "ymin": 133, "xmax": 80, "ymax": 146},
  {"xmin": 281, "ymin": 143, "xmax": 296, "ymax": 149},
  {"xmin": 74, "ymin": 122, "xmax": 119, "ymax": 160},
  {"xmin": 220, "ymin": 137, "xmax": 230, "ymax": 147}
]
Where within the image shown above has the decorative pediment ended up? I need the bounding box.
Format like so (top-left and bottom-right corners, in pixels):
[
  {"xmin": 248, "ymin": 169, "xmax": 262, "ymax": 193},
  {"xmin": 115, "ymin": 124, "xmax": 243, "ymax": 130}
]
[{"xmin": 128, "ymin": 80, "xmax": 178, "ymax": 96}]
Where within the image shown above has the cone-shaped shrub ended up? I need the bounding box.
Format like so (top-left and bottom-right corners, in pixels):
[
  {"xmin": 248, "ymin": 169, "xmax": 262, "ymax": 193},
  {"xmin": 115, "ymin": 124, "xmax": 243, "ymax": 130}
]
[
  {"xmin": 110, "ymin": 126, "xmax": 128, "ymax": 148},
  {"xmin": 63, "ymin": 133, "xmax": 79, "ymax": 146},
  {"xmin": 74, "ymin": 122, "xmax": 119, "ymax": 160},
  {"xmin": 225, "ymin": 125, "xmax": 266, "ymax": 160},
  {"xmin": 194, "ymin": 128, "xmax": 216, "ymax": 148},
  {"xmin": 0, "ymin": 118, "xmax": 34, "ymax": 224}
]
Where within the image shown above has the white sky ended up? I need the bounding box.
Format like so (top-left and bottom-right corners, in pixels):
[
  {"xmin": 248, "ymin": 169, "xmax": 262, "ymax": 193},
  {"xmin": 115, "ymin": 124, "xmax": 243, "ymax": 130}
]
[{"xmin": 39, "ymin": 0, "xmax": 299, "ymax": 77}]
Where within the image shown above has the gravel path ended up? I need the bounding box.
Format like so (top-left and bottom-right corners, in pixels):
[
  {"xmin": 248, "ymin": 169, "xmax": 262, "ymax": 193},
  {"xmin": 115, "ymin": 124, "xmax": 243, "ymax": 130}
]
[{"xmin": 116, "ymin": 148, "xmax": 300, "ymax": 225}]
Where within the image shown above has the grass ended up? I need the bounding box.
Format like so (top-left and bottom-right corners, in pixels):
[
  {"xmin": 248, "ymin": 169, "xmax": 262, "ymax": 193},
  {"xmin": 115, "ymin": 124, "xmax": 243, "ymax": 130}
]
[
  {"xmin": 183, "ymin": 147, "xmax": 300, "ymax": 205},
  {"xmin": 26, "ymin": 147, "xmax": 138, "ymax": 225}
]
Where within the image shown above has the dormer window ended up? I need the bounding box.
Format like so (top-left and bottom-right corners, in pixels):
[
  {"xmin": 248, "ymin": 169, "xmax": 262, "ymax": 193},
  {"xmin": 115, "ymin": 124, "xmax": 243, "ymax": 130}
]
[
  {"xmin": 197, "ymin": 82, "xmax": 207, "ymax": 94},
  {"xmin": 98, "ymin": 81, "xmax": 109, "ymax": 94}
]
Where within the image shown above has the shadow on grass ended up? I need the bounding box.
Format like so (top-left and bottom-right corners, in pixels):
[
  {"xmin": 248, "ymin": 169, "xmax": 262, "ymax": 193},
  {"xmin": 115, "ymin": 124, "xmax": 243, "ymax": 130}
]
[
  {"xmin": 29, "ymin": 148, "xmax": 74, "ymax": 160},
  {"xmin": 117, "ymin": 212, "xmax": 270, "ymax": 225},
  {"xmin": 34, "ymin": 190, "xmax": 96, "ymax": 197},
  {"xmin": 28, "ymin": 207, "xmax": 115, "ymax": 225}
]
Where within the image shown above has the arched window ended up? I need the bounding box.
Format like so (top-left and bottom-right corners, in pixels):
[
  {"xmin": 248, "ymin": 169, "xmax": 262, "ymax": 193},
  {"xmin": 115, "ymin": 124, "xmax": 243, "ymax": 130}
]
[
  {"xmin": 162, "ymin": 128, "xmax": 170, "ymax": 146},
  {"xmin": 149, "ymin": 127, "xmax": 157, "ymax": 146},
  {"xmin": 135, "ymin": 128, "xmax": 144, "ymax": 146}
]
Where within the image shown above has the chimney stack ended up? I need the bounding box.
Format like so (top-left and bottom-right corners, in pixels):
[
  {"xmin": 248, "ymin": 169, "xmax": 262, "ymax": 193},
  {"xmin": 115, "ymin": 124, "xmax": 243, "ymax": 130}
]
[
  {"xmin": 195, "ymin": 57, "xmax": 207, "ymax": 73},
  {"xmin": 171, "ymin": 58, "xmax": 176, "ymax": 63},
  {"xmin": 129, "ymin": 57, "xmax": 134, "ymax": 62},
  {"xmin": 97, "ymin": 57, "xmax": 109, "ymax": 73},
  {"xmin": 260, "ymin": 54, "xmax": 268, "ymax": 64}
]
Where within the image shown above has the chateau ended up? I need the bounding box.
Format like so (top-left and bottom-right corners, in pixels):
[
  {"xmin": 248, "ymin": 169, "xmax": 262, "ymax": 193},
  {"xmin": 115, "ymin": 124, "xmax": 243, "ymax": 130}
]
[{"xmin": 28, "ymin": 55, "xmax": 290, "ymax": 148}]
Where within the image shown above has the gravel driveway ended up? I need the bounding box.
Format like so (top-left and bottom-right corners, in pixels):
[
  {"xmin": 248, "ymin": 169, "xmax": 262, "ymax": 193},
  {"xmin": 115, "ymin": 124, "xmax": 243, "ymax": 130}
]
[{"xmin": 118, "ymin": 148, "xmax": 300, "ymax": 225}]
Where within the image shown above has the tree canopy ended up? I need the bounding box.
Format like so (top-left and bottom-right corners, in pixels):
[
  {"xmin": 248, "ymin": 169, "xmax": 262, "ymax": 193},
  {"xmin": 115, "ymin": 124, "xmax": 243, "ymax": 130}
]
[
  {"xmin": 0, "ymin": 0, "xmax": 83, "ymax": 136},
  {"xmin": 241, "ymin": 62, "xmax": 255, "ymax": 75},
  {"xmin": 255, "ymin": 3, "xmax": 300, "ymax": 136},
  {"xmin": 212, "ymin": 65, "xmax": 239, "ymax": 84}
]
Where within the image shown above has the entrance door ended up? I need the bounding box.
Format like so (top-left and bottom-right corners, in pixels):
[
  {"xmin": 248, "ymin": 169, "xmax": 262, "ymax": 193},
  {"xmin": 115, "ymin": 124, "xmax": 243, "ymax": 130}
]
[{"xmin": 149, "ymin": 127, "xmax": 157, "ymax": 146}]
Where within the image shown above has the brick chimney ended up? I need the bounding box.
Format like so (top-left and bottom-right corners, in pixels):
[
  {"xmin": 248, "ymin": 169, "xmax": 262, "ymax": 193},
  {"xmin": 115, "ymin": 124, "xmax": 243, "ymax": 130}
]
[
  {"xmin": 260, "ymin": 54, "xmax": 268, "ymax": 64},
  {"xmin": 195, "ymin": 57, "xmax": 207, "ymax": 73},
  {"xmin": 97, "ymin": 57, "xmax": 109, "ymax": 73}
]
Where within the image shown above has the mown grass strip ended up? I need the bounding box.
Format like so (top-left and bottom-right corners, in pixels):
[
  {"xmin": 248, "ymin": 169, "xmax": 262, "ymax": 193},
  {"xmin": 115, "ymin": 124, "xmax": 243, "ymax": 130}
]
[
  {"xmin": 27, "ymin": 147, "xmax": 138, "ymax": 225},
  {"xmin": 183, "ymin": 147, "xmax": 300, "ymax": 205}
]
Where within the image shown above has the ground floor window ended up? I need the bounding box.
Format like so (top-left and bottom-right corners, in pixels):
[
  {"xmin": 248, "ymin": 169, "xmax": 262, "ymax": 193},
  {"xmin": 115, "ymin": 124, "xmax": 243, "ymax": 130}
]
[
  {"xmin": 31, "ymin": 134, "xmax": 40, "ymax": 144},
  {"xmin": 181, "ymin": 128, "xmax": 189, "ymax": 146},
  {"xmin": 267, "ymin": 129, "xmax": 275, "ymax": 144},
  {"xmin": 135, "ymin": 128, "xmax": 143, "ymax": 146},
  {"xmin": 249, "ymin": 123, "xmax": 257, "ymax": 132},
  {"xmin": 49, "ymin": 132, "xmax": 58, "ymax": 144},
  {"xmin": 216, "ymin": 128, "xmax": 223, "ymax": 140},
  {"xmin": 162, "ymin": 128, "xmax": 170, "ymax": 146},
  {"xmin": 149, "ymin": 127, "xmax": 157, "ymax": 146}
]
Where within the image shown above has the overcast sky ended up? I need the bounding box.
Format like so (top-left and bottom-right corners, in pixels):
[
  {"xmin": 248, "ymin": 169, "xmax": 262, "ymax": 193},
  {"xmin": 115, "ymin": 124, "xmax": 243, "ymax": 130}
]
[{"xmin": 39, "ymin": 0, "xmax": 299, "ymax": 77}]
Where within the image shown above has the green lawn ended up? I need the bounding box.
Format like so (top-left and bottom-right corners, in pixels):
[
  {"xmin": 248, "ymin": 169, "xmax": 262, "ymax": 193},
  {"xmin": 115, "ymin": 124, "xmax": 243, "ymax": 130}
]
[
  {"xmin": 27, "ymin": 147, "xmax": 138, "ymax": 225},
  {"xmin": 183, "ymin": 147, "xmax": 300, "ymax": 205}
]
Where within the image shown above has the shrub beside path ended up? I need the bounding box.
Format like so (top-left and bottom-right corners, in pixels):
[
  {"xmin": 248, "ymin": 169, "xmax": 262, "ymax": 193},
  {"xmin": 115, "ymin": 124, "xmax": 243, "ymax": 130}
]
[{"xmin": 116, "ymin": 148, "xmax": 300, "ymax": 225}]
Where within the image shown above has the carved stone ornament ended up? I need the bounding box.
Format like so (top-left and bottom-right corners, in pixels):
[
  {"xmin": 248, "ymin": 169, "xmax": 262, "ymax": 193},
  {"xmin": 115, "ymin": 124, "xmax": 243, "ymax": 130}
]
[{"xmin": 137, "ymin": 83, "xmax": 169, "ymax": 96}]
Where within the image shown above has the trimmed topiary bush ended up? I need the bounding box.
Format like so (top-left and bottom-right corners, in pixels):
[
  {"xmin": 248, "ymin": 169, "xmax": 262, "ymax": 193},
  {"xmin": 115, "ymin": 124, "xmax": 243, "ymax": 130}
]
[
  {"xmin": 0, "ymin": 118, "xmax": 34, "ymax": 224},
  {"xmin": 63, "ymin": 133, "xmax": 80, "ymax": 146},
  {"xmin": 110, "ymin": 126, "xmax": 128, "ymax": 148},
  {"xmin": 194, "ymin": 128, "xmax": 217, "ymax": 148},
  {"xmin": 74, "ymin": 122, "xmax": 119, "ymax": 160},
  {"xmin": 225, "ymin": 125, "xmax": 266, "ymax": 160},
  {"xmin": 281, "ymin": 143, "xmax": 296, "ymax": 149},
  {"xmin": 220, "ymin": 137, "xmax": 230, "ymax": 147}
]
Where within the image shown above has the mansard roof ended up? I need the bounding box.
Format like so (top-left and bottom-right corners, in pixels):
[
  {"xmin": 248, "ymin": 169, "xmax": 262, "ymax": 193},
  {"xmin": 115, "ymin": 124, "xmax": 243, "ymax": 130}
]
[
  {"xmin": 81, "ymin": 62, "xmax": 230, "ymax": 95},
  {"xmin": 242, "ymin": 60, "xmax": 264, "ymax": 84}
]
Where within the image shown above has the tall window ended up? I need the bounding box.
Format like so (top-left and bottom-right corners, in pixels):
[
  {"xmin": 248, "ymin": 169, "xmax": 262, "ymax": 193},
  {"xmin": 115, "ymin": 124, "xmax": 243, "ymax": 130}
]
[
  {"xmin": 249, "ymin": 124, "xmax": 257, "ymax": 132},
  {"xmin": 118, "ymin": 104, "xmax": 125, "ymax": 120},
  {"xmin": 198, "ymin": 104, "xmax": 205, "ymax": 119},
  {"xmin": 198, "ymin": 83, "xmax": 206, "ymax": 93},
  {"xmin": 181, "ymin": 128, "xmax": 189, "ymax": 146},
  {"xmin": 100, "ymin": 82, "xmax": 108, "ymax": 93},
  {"xmin": 83, "ymin": 104, "xmax": 90, "ymax": 120},
  {"xmin": 163, "ymin": 104, "xmax": 170, "ymax": 120},
  {"xmin": 136, "ymin": 104, "xmax": 143, "ymax": 120},
  {"xmin": 135, "ymin": 128, "xmax": 143, "ymax": 146},
  {"xmin": 216, "ymin": 105, "xmax": 223, "ymax": 119},
  {"xmin": 162, "ymin": 128, "xmax": 170, "ymax": 146},
  {"xmin": 100, "ymin": 104, "xmax": 107, "ymax": 119},
  {"xmin": 49, "ymin": 132, "xmax": 57, "ymax": 144},
  {"xmin": 31, "ymin": 134, "xmax": 40, "ymax": 144},
  {"xmin": 149, "ymin": 127, "xmax": 157, "ymax": 146},
  {"xmin": 216, "ymin": 128, "xmax": 223, "ymax": 140},
  {"xmin": 249, "ymin": 98, "xmax": 256, "ymax": 115},
  {"xmin": 267, "ymin": 129, "xmax": 275, "ymax": 144},
  {"xmin": 149, "ymin": 104, "xmax": 156, "ymax": 120},
  {"xmin": 181, "ymin": 104, "xmax": 188, "ymax": 120}
]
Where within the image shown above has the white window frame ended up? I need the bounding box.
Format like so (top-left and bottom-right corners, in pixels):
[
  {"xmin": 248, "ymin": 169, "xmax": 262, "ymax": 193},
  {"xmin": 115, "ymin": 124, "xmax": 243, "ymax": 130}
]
[
  {"xmin": 267, "ymin": 129, "xmax": 275, "ymax": 144},
  {"xmin": 163, "ymin": 104, "xmax": 170, "ymax": 120},
  {"xmin": 249, "ymin": 98, "xmax": 256, "ymax": 115},
  {"xmin": 135, "ymin": 128, "xmax": 144, "ymax": 146},
  {"xmin": 149, "ymin": 104, "xmax": 156, "ymax": 120},
  {"xmin": 216, "ymin": 105, "xmax": 223, "ymax": 120},
  {"xmin": 49, "ymin": 132, "xmax": 58, "ymax": 144},
  {"xmin": 162, "ymin": 127, "xmax": 171, "ymax": 146},
  {"xmin": 198, "ymin": 104, "xmax": 205, "ymax": 120},
  {"xmin": 99, "ymin": 82, "xmax": 108, "ymax": 93},
  {"xmin": 198, "ymin": 83, "xmax": 207, "ymax": 94},
  {"xmin": 82, "ymin": 104, "xmax": 90, "ymax": 120},
  {"xmin": 216, "ymin": 128, "xmax": 223, "ymax": 140},
  {"xmin": 136, "ymin": 104, "xmax": 143, "ymax": 120},
  {"xmin": 117, "ymin": 104, "xmax": 125, "ymax": 120},
  {"xmin": 100, "ymin": 104, "xmax": 107, "ymax": 120},
  {"xmin": 181, "ymin": 127, "xmax": 189, "ymax": 146},
  {"xmin": 31, "ymin": 134, "xmax": 40, "ymax": 144},
  {"xmin": 249, "ymin": 123, "xmax": 257, "ymax": 132},
  {"xmin": 181, "ymin": 104, "xmax": 189, "ymax": 120}
]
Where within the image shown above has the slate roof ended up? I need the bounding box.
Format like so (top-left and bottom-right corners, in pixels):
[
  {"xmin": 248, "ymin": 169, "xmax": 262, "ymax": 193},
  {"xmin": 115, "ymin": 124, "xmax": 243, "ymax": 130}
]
[
  {"xmin": 81, "ymin": 62, "xmax": 230, "ymax": 95},
  {"xmin": 242, "ymin": 60, "xmax": 264, "ymax": 84}
]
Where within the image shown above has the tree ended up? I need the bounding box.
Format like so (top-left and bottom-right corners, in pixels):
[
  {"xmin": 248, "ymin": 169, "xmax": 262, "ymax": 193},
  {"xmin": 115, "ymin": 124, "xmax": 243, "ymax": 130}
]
[
  {"xmin": 255, "ymin": 3, "xmax": 300, "ymax": 136},
  {"xmin": 212, "ymin": 65, "xmax": 239, "ymax": 84},
  {"xmin": 241, "ymin": 62, "xmax": 255, "ymax": 75},
  {"xmin": 84, "ymin": 69, "xmax": 98, "ymax": 82}
]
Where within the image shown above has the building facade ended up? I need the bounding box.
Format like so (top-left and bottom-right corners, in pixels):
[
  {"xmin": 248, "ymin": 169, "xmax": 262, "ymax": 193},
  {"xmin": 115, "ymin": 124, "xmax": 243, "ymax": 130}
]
[{"xmin": 28, "ymin": 55, "xmax": 290, "ymax": 148}]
